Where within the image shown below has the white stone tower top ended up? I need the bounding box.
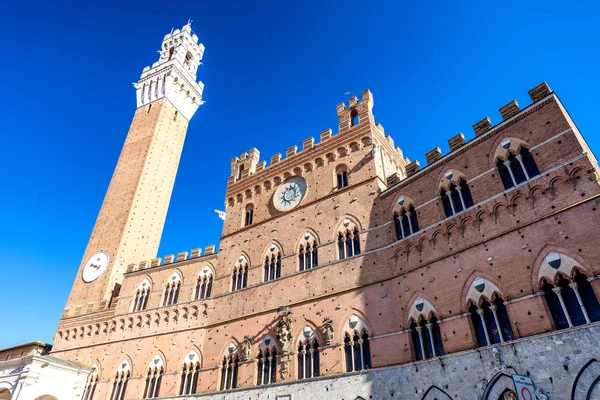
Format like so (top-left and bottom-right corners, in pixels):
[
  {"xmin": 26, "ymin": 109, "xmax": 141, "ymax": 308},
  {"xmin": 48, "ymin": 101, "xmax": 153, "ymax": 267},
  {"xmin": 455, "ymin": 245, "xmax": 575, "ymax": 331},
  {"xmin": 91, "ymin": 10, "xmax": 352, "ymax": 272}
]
[{"xmin": 135, "ymin": 22, "xmax": 205, "ymax": 120}]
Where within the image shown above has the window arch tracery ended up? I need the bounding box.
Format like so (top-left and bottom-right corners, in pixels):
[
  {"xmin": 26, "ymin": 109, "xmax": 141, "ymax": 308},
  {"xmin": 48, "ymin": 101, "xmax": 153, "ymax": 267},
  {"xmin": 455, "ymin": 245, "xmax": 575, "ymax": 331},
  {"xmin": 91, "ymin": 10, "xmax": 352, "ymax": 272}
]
[
  {"xmin": 264, "ymin": 245, "xmax": 282, "ymax": 282},
  {"xmin": 179, "ymin": 350, "xmax": 201, "ymax": 395},
  {"xmin": 495, "ymin": 139, "xmax": 540, "ymax": 189},
  {"xmin": 497, "ymin": 148, "xmax": 540, "ymax": 189},
  {"xmin": 469, "ymin": 295, "xmax": 514, "ymax": 347},
  {"xmin": 440, "ymin": 173, "xmax": 474, "ymax": 217},
  {"xmin": 143, "ymin": 355, "xmax": 164, "ymax": 399},
  {"xmin": 82, "ymin": 364, "xmax": 99, "ymax": 400},
  {"xmin": 408, "ymin": 298, "xmax": 444, "ymax": 360},
  {"xmin": 232, "ymin": 256, "xmax": 249, "ymax": 291},
  {"xmin": 343, "ymin": 315, "xmax": 371, "ymax": 372},
  {"xmin": 394, "ymin": 197, "xmax": 420, "ymax": 240},
  {"xmin": 257, "ymin": 336, "xmax": 278, "ymax": 385},
  {"xmin": 299, "ymin": 232, "xmax": 318, "ymax": 271},
  {"xmin": 538, "ymin": 252, "xmax": 600, "ymax": 329},
  {"xmin": 110, "ymin": 360, "xmax": 131, "ymax": 400},
  {"xmin": 297, "ymin": 327, "xmax": 320, "ymax": 379},
  {"xmin": 132, "ymin": 279, "xmax": 151, "ymax": 312},
  {"xmin": 195, "ymin": 266, "xmax": 213, "ymax": 300},
  {"xmin": 344, "ymin": 329, "xmax": 371, "ymax": 372},
  {"xmin": 162, "ymin": 273, "xmax": 181, "ymax": 306},
  {"xmin": 220, "ymin": 344, "xmax": 239, "ymax": 391},
  {"xmin": 338, "ymin": 220, "xmax": 361, "ymax": 260}
]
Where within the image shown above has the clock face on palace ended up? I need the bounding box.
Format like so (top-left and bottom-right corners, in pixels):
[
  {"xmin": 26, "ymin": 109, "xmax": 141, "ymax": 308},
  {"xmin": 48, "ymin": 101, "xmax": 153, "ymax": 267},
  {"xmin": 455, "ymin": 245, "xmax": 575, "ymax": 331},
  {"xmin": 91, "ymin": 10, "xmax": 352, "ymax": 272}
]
[
  {"xmin": 82, "ymin": 251, "xmax": 110, "ymax": 283},
  {"xmin": 273, "ymin": 177, "xmax": 308, "ymax": 212}
]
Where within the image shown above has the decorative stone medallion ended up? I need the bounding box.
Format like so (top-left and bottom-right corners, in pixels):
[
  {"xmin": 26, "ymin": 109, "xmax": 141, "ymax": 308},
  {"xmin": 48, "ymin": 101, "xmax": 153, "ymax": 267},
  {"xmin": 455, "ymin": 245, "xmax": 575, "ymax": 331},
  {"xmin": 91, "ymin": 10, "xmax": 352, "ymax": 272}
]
[{"xmin": 273, "ymin": 177, "xmax": 307, "ymax": 212}]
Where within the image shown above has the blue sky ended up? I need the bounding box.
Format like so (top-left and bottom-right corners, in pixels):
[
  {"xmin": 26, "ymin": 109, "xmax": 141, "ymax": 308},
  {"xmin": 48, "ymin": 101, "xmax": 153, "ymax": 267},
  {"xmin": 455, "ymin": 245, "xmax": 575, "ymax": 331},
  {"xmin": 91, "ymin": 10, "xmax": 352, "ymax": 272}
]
[{"xmin": 1, "ymin": 0, "xmax": 599, "ymax": 348}]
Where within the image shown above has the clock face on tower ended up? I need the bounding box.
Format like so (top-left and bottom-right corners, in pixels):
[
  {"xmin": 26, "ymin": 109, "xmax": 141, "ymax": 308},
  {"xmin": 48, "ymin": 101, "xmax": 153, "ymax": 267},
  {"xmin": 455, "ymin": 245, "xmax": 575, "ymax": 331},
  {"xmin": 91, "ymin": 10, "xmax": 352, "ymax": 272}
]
[
  {"xmin": 273, "ymin": 177, "xmax": 307, "ymax": 212},
  {"xmin": 82, "ymin": 251, "xmax": 110, "ymax": 283}
]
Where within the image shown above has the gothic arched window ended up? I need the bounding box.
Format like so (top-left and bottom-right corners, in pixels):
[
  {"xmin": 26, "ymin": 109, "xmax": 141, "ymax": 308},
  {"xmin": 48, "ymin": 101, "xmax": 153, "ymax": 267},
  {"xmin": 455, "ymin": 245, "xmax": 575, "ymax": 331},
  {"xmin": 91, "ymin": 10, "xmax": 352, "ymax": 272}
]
[
  {"xmin": 497, "ymin": 147, "xmax": 540, "ymax": 189},
  {"xmin": 264, "ymin": 248, "xmax": 282, "ymax": 282},
  {"xmin": 394, "ymin": 204, "xmax": 420, "ymax": 240},
  {"xmin": 298, "ymin": 327, "xmax": 320, "ymax": 379},
  {"xmin": 344, "ymin": 330, "xmax": 371, "ymax": 372},
  {"xmin": 441, "ymin": 179, "xmax": 474, "ymax": 217},
  {"xmin": 232, "ymin": 257, "xmax": 249, "ymax": 292},
  {"xmin": 220, "ymin": 353, "xmax": 239, "ymax": 390},
  {"xmin": 469, "ymin": 296, "xmax": 514, "ymax": 347},
  {"xmin": 195, "ymin": 269, "xmax": 213, "ymax": 300},
  {"xmin": 410, "ymin": 315, "xmax": 444, "ymax": 361},
  {"xmin": 257, "ymin": 347, "xmax": 278, "ymax": 385},
  {"xmin": 143, "ymin": 365, "xmax": 163, "ymax": 399},
  {"xmin": 162, "ymin": 274, "xmax": 181, "ymax": 307},
  {"xmin": 82, "ymin": 366, "xmax": 99, "ymax": 400},
  {"xmin": 542, "ymin": 272, "xmax": 600, "ymax": 329},
  {"xmin": 132, "ymin": 280, "xmax": 151, "ymax": 312},
  {"xmin": 179, "ymin": 352, "xmax": 201, "ymax": 395},
  {"xmin": 338, "ymin": 227, "xmax": 360, "ymax": 260},
  {"xmin": 110, "ymin": 362, "xmax": 130, "ymax": 400},
  {"xmin": 299, "ymin": 235, "xmax": 318, "ymax": 271}
]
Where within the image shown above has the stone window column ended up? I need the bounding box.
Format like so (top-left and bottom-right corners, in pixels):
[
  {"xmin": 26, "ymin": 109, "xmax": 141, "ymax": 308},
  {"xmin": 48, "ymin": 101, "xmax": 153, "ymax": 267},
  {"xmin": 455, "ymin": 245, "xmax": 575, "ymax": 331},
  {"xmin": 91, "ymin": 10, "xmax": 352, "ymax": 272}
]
[
  {"xmin": 477, "ymin": 309, "xmax": 491, "ymax": 346},
  {"xmin": 357, "ymin": 339, "xmax": 364, "ymax": 370},
  {"xmin": 182, "ymin": 368, "xmax": 190, "ymax": 394},
  {"xmin": 261, "ymin": 354, "xmax": 267, "ymax": 384},
  {"xmin": 399, "ymin": 214, "xmax": 406, "ymax": 238},
  {"xmin": 504, "ymin": 160, "xmax": 517, "ymax": 186},
  {"xmin": 455, "ymin": 185, "xmax": 466, "ymax": 210},
  {"xmin": 489, "ymin": 305, "xmax": 505, "ymax": 343},
  {"xmin": 301, "ymin": 347, "xmax": 307, "ymax": 378},
  {"xmin": 266, "ymin": 355, "xmax": 273, "ymax": 384},
  {"xmin": 115, "ymin": 375, "xmax": 127, "ymax": 400},
  {"xmin": 416, "ymin": 326, "xmax": 426, "ymax": 360},
  {"xmin": 228, "ymin": 360, "xmax": 235, "ymax": 389},
  {"xmin": 348, "ymin": 340, "xmax": 355, "ymax": 371},
  {"xmin": 308, "ymin": 347, "xmax": 315, "ymax": 378},
  {"xmin": 569, "ymin": 282, "xmax": 591, "ymax": 324},
  {"xmin": 406, "ymin": 211, "xmax": 414, "ymax": 236},
  {"xmin": 516, "ymin": 154, "xmax": 530, "ymax": 180},
  {"xmin": 445, "ymin": 191, "xmax": 456, "ymax": 215},
  {"xmin": 189, "ymin": 366, "xmax": 198, "ymax": 393},
  {"xmin": 552, "ymin": 286, "xmax": 574, "ymax": 327},
  {"xmin": 232, "ymin": 270, "xmax": 237, "ymax": 291},
  {"xmin": 141, "ymin": 290, "xmax": 148, "ymax": 310},
  {"xmin": 151, "ymin": 371, "xmax": 160, "ymax": 398},
  {"xmin": 223, "ymin": 362, "xmax": 229, "ymax": 390},
  {"xmin": 426, "ymin": 323, "xmax": 436, "ymax": 357}
]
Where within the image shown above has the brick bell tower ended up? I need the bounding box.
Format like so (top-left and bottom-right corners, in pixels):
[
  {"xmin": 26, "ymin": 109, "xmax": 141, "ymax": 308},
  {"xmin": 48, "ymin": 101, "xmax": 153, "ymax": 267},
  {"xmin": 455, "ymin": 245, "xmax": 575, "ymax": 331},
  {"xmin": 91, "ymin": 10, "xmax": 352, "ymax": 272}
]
[{"xmin": 61, "ymin": 23, "xmax": 205, "ymax": 317}]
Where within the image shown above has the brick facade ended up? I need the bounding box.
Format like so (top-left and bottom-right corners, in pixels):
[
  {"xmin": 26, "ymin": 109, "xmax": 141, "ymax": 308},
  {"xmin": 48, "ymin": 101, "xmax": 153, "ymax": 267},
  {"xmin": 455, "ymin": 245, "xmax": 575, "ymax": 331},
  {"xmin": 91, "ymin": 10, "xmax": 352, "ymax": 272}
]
[{"xmin": 49, "ymin": 25, "xmax": 600, "ymax": 400}]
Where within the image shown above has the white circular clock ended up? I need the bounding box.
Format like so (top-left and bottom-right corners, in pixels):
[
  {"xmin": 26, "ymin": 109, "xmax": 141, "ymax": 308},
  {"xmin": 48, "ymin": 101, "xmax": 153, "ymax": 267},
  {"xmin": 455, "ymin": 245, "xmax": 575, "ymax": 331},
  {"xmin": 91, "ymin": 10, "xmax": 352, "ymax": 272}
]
[
  {"xmin": 273, "ymin": 177, "xmax": 307, "ymax": 212},
  {"xmin": 82, "ymin": 251, "xmax": 110, "ymax": 283}
]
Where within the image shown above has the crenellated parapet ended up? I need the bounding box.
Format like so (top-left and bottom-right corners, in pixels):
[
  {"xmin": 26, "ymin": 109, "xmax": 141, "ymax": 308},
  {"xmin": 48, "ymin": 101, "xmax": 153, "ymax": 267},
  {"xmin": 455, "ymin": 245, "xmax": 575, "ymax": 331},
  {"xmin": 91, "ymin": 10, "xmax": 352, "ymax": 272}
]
[
  {"xmin": 226, "ymin": 90, "xmax": 407, "ymax": 191},
  {"xmin": 126, "ymin": 245, "xmax": 217, "ymax": 274},
  {"xmin": 407, "ymin": 82, "xmax": 555, "ymax": 177},
  {"xmin": 135, "ymin": 23, "xmax": 205, "ymax": 120}
]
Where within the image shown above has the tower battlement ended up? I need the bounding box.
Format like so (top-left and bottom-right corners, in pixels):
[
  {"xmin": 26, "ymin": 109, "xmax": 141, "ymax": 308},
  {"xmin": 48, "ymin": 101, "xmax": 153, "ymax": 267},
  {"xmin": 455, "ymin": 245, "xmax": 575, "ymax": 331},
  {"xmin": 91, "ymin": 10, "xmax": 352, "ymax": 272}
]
[
  {"xmin": 228, "ymin": 89, "xmax": 406, "ymax": 190},
  {"xmin": 135, "ymin": 23, "xmax": 205, "ymax": 120},
  {"xmin": 403, "ymin": 81, "xmax": 555, "ymax": 178}
]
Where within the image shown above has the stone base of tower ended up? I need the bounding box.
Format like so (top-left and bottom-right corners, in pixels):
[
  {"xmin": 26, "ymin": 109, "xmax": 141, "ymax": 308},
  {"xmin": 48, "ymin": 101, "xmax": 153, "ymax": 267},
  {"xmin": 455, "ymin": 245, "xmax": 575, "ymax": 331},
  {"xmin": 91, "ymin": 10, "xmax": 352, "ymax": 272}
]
[{"xmin": 157, "ymin": 323, "xmax": 600, "ymax": 400}]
